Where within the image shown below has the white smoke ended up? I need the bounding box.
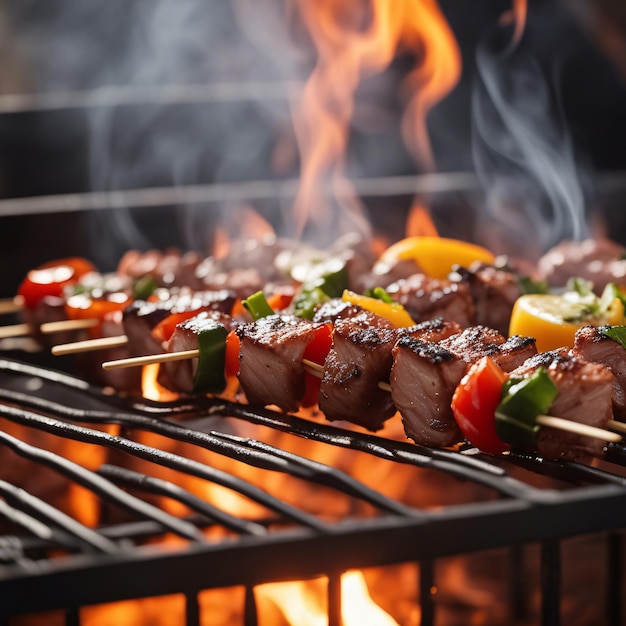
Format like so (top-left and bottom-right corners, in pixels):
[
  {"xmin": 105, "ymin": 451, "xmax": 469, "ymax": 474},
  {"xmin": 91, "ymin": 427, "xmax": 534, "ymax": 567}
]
[{"xmin": 471, "ymin": 17, "xmax": 591, "ymax": 260}]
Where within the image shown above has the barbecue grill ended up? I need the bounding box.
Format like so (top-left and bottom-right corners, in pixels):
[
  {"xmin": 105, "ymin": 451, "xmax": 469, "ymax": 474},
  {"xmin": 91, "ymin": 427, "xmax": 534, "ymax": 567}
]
[
  {"xmin": 3, "ymin": 2, "xmax": 626, "ymax": 625},
  {"xmin": 0, "ymin": 349, "xmax": 625, "ymax": 626}
]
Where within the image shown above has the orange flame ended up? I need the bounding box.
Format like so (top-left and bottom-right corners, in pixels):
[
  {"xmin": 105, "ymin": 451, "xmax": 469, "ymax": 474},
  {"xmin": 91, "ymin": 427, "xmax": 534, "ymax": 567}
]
[
  {"xmin": 405, "ymin": 202, "xmax": 439, "ymax": 237},
  {"xmin": 288, "ymin": 0, "xmax": 461, "ymax": 237},
  {"xmin": 499, "ymin": 0, "xmax": 528, "ymax": 48},
  {"xmin": 256, "ymin": 571, "xmax": 402, "ymax": 625}
]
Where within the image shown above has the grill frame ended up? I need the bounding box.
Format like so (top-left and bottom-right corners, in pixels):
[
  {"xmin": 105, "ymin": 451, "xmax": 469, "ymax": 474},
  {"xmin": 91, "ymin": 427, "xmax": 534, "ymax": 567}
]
[{"xmin": 0, "ymin": 356, "xmax": 625, "ymax": 625}]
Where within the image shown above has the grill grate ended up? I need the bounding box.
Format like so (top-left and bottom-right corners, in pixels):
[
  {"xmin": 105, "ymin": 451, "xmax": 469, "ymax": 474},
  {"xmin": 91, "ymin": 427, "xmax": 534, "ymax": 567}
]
[{"xmin": 0, "ymin": 357, "xmax": 625, "ymax": 625}]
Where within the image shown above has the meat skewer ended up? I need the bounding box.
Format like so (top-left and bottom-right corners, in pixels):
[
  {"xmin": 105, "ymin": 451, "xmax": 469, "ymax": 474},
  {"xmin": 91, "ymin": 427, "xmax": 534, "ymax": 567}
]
[{"xmin": 100, "ymin": 296, "xmax": 623, "ymax": 455}]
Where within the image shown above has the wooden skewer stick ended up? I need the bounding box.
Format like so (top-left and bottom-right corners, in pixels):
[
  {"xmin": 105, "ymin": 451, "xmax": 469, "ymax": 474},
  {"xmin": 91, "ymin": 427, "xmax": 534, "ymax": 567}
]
[
  {"xmin": 302, "ymin": 359, "xmax": 623, "ymax": 443},
  {"xmin": 0, "ymin": 296, "xmax": 23, "ymax": 314},
  {"xmin": 607, "ymin": 419, "xmax": 626, "ymax": 435},
  {"xmin": 100, "ymin": 353, "xmax": 625, "ymax": 445},
  {"xmin": 52, "ymin": 335, "xmax": 130, "ymax": 356},
  {"xmin": 40, "ymin": 319, "xmax": 99, "ymax": 334},
  {"xmin": 536, "ymin": 415, "xmax": 622, "ymax": 443},
  {"xmin": 102, "ymin": 349, "xmax": 199, "ymax": 370},
  {"xmin": 0, "ymin": 323, "xmax": 31, "ymax": 339}
]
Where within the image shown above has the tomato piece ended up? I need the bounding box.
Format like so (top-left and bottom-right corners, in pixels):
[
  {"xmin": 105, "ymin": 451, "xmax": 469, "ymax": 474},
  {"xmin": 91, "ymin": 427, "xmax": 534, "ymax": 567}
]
[
  {"xmin": 64, "ymin": 291, "xmax": 131, "ymax": 338},
  {"xmin": 301, "ymin": 322, "xmax": 333, "ymax": 408},
  {"xmin": 379, "ymin": 236, "xmax": 494, "ymax": 280},
  {"xmin": 65, "ymin": 292, "xmax": 131, "ymax": 321},
  {"xmin": 225, "ymin": 330, "xmax": 241, "ymax": 378},
  {"xmin": 451, "ymin": 356, "xmax": 511, "ymax": 455},
  {"xmin": 17, "ymin": 257, "xmax": 96, "ymax": 309}
]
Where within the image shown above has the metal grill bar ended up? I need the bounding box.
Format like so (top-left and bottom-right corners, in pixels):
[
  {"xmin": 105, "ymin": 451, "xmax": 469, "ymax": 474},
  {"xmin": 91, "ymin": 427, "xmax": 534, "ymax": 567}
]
[{"xmin": 0, "ymin": 356, "xmax": 626, "ymax": 624}]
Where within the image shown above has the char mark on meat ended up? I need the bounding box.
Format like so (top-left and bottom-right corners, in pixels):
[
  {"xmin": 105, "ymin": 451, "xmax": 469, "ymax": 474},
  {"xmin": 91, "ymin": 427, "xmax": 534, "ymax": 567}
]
[
  {"xmin": 123, "ymin": 289, "xmax": 236, "ymax": 358},
  {"xmin": 509, "ymin": 349, "xmax": 615, "ymax": 460},
  {"xmin": 312, "ymin": 299, "xmax": 363, "ymax": 323},
  {"xmin": 386, "ymin": 273, "xmax": 475, "ymax": 328},
  {"xmin": 449, "ymin": 263, "xmax": 522, "ymax": 335},
  {"xmin": 236, "ymin": 314, "xmax": 327, "ymax": 413},
  {"xmin": 318, "ymin": 310, "xmax": 398, "ymax": 431},
  {"xmin": 573, "ymin": 325, "xmax": 626, "ymax": 420},
  {"xmin": 404, "ymin": 317, "xmax": 463, "ymax": 343}
]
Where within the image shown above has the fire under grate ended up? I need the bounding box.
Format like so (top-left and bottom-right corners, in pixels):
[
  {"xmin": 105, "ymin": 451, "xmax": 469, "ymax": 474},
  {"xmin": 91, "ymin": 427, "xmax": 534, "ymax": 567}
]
[{"xmin": 0, "ymin": 357, "xmax": 625, "ymax": 626}]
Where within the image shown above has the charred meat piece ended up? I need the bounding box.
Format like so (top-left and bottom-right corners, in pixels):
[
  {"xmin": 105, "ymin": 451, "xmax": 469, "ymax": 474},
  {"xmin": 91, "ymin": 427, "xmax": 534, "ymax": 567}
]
[
  {"xmin": 449, "ymin": 263, "xmax": 522, "ymax": 335},
  {"xmin": 117, "ymin": 248, "xmax": 203, "ymax": 289},
  {"xmin": 123, "ymin": 289, "xmax": 236, "ymax": 358},
  {"xmin": 391, "ymin": 326, "xmax": 537, "ymax": 448},
  {"xmin": 405, "ymin": 317, "xmax": 463, "ymax": 344},
  {"xmin": 312, "ymin": 299, "xmax": 363, "ymax": 324},
  {"xmin": 318, "ymin": 310, "xmax": 399, "ymax": 431},
  {"xmin": 439, "ymin": 326, "xmax": 536, "ymax": 373},
  {"xmin": 236, "ymin": 314, "xmax": 329, "ymax": 413},
  {"xmin": 573, "ymin": 325, "xmax": 626, "ymax": 420},
  {"xmin": 391, "ymin": 337, "xmax": 466, "ymax": 447},
  {"xmin": 158, "ymin": 310, "xmax": 236, "ymax": 395},
  {"xmin": 509, "ymin": 349, "xmax": 615, "ymax": 460},
  {"xmin": 386, "ymin": 273, "xmax": 475, "ymax": 328},
  {"xmin": 537, "ymin": 237, "xmax": 626, "ymax": 293}
]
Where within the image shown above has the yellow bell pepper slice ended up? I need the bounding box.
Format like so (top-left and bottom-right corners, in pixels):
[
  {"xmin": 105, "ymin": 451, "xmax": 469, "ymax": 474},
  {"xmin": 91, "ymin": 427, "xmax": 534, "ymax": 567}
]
[
  {"xmin": 341, "ymin": 289, "xmax": 416, "ymax": 328},
  {"xmin": 509, "ymin": 294, "xmax": 625, "ymax": 353},
  {"xmin": 379, "ymin": 236, "xmax": 495, "ymax": 280}
]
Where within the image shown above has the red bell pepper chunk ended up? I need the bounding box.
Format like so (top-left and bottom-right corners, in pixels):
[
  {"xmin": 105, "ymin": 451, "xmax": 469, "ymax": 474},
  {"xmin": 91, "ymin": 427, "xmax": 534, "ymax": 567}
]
[
  {"xmin": 225, "ymin": 330, "xmax": 241, "ymax": 378},
  {"xmin": 451, "ymin": 356, "xmax": 512, "ymax": 455},
  {"xmin": 17, "ymin": 257, "xmax": 96, "ymax": 309},
  {"xmin": 151, "ymin": 310, "xmax": 202, "ymax": 344},
  {"xmin": 301, "ymin": 322, "xmax": 333, "ymax": 408}
]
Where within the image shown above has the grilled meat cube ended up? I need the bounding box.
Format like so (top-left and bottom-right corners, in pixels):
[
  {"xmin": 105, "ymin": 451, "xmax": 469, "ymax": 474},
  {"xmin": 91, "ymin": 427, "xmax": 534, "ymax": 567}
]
[
  {"xmin": 158, "ymin": 310, "xmax": 236, "ymax": 395},
  {"xmin": 405, "ymin": 317, "xmax": 463, "ymax": 343},
  {"xmin": 360, "ymin": 258, "xmax": 423, "ymax": 293},
  {"xmin": 22, "ymin": 295, "xmax": 70, "ymax": 346},
  {"xmin": 318, "ymin": 310, "xmax": 398, "ymax": 431},
  {"xmin": 117, "ymin": 248, "xmax": 203, "ymax": 289},
  {"xmin": 573, "ymin": 325, "xmax": 626, "ymax": 420},
  {"xmin": 509, "ymin": 349, "xmax": 615, "ymax": 460},
  {"xmin": 78, "ymin": 317, "xmax": 141, "ymax": 392},
  {"xmin": 391, "ymin": 326, "xmax": 536, "ymax": 448},
  {"xmin": 490, "ymin": 334, "xmax": 538, "ymax": 372},
  {"xmin": 449, "ymin": 263, "xmax": 522, "ymax": 335},
  {"xmin": 386, "ymin": 273, "xmax": 475, "ymax": 328},
  {"xmin": 312, "ymin": 299, "xmax": 363, "ymax": 323},
  {"xmin": 236, "ymin": 314, "xmax": 327, "ymax": 412},
  {"xmin": 391, "ymin": 337, "xmax": 466, "ymax": 447},
  {"xmin": 123, "ymin": 289, "xmax": 236, "ymax": 357},
  {"xmin": 439, "ymin": 326, "xmax": 536, "ymax": 373},
  {"xmin": 537, "ymin": 237, "xmax": 626, "ymax": 293}
]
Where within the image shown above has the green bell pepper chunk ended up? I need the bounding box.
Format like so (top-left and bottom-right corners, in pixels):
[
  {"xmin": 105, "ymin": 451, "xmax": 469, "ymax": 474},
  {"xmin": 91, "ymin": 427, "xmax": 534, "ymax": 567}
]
[
  {"xmin": 133, "ymin": 275, "xmax": 157, "ymax": 300},
  {"xmin": 292, "ymin": 266, "xmax": 349, "ymax": 320},
  {"xmin": 242, "ymin": 291, "xmax": 275, "ymax": 321},
  {"xmin": 602, "ymin": 324, "xmax": 626, "ymax": 349},
  {"xmin": 193, "ymin": 321, "xmax": 229, "ymax": 394},
  {"xmin": 495, "ymin": 367, "xmax": 558, "ymax": 449}
]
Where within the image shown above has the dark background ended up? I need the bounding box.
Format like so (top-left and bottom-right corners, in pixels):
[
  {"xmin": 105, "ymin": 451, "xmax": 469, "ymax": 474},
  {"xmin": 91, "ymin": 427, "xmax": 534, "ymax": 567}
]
[{"xmin": 0, "ymin": 0, "xmax": 625, "ymax": 296}]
